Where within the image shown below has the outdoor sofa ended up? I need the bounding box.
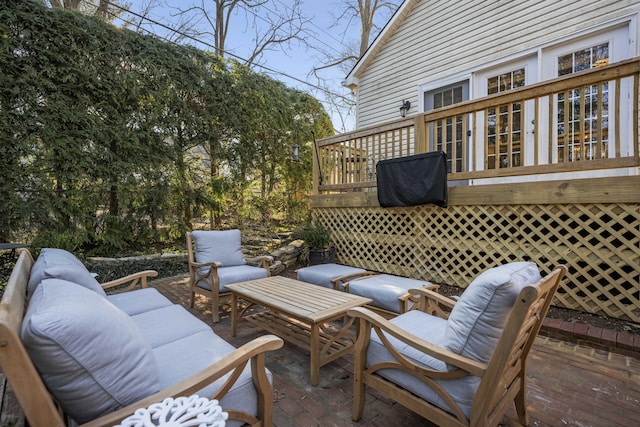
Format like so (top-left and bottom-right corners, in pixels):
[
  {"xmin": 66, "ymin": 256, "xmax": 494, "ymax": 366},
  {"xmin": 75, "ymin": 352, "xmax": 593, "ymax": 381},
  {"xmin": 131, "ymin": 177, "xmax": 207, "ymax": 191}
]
[{"xmin": 0, "ymin": 248, "xmax": 283, "ymax": 427}]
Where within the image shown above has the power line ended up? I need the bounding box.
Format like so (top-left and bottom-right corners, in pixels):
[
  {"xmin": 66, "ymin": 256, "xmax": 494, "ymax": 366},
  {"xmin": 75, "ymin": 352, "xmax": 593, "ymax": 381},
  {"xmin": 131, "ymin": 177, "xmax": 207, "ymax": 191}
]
[
  {"xmin": 93, "ymin": 0, "xmax": 353, "ymax": 103},
  {"xmin": 273, "ymin": 0, "xmax": 348, "ymax": 46},
  {"xmin": 238, "ymin": 0, "xmax": 347, "ymax": 57}
]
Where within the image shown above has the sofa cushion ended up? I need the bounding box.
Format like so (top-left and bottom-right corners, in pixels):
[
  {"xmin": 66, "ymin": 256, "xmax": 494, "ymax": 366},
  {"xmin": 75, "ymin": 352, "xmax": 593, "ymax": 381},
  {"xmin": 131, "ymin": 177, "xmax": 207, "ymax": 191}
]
[
  {"xmin": 444, "ymin": 262, "xmax": 541, "ymax": 365},
  {"xmin": 107, "ymin": 287, "xmax": 173, "ymax": 316},
  {"xmin": 130, "ymin": 304, "xmax": 212, "ymax": 348},
  {"xmin": 367, "ymin": 310, "xmax": 479, "ymax": 418},
  {"xmin": 196, "ymin": 265, "xmax": 268, "ymax": 292},
  {"xmin": 21, "ymin": 279, "xmax": 160, "ymax": 423},
  {"xmin": 296, "ymin": 263, "xmax": 367, "ymax": 289},
  {"xmin": 152, "ymin": 330, "xmax": 270, "ymax": 427},
  {"xmin": 192, "ymin": 230, "xmax": 246, "ymax": 267},
  {"xmin": 28, "ymin": 248, "xmax": 105, "ymax": 297},
  {"xmin": 348, "ymin": 274, "xmax": 431, "ymax": 313}
]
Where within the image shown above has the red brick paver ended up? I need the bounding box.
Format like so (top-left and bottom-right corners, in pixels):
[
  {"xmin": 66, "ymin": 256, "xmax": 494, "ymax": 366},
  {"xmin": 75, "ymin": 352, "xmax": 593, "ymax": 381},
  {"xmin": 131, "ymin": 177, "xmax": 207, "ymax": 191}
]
[
  {"xmin": 3, "ymin": 272, "xmax": 638, "ymax": 427},
  {"xmin": 151, "ymin": 274, "xmax": 640, "ymax": 427}
]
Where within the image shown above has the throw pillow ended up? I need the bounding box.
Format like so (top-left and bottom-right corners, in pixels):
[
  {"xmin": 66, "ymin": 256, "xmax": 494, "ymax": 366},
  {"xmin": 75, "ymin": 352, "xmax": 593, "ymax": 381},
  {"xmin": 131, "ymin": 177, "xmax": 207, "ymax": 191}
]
[
  {"xmin": 27, "ymin": 248, "xmax": 105, "ymax": 297},
  {"xmin": 443, "ymin": 262, "xmax": 541, "ymax": 366},
  {"xmin": 192, "ymin": 229, "xmax": 246, "ymax": 267},
  {"xmin": 21, "ymin": 279, "xmax": 160, "ymax": 423}
]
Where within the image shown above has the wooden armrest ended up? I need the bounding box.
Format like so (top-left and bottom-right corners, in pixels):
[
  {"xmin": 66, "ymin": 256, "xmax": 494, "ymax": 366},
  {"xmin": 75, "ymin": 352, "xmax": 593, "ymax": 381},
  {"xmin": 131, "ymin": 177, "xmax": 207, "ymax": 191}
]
[
  {"xmin": 101, "ymin": 270, "xmax": 158, "ymax": 291},
  {"xmin": 190, "ymin": 261, "xmax": 223, "ymax": 269},
  {"xmin": 80, "ymin": 334, "xmax": 284, "ymax": 427},
  {"xmin": 339, "ymin": 272, "xmax": 379, "ymax": 292},
  {"xmin": 409, "ymin": 286, "xmax": 456, "ymax": 307},
  {"xmin": 245, "ymin": 255, "xmax": 274, "ymax": 263},
  {"xmin": 398, "ymin": 284, "xmax": 440, "ymax": 314},
  {"xmin": 331, "ymin": 271, "xmax": 378, "ymax": 290},
  {"xmin": 189, "ymin": 261, "xmax": 222, "ymax": 268},
  {"xmin": 407, "ymin": 286, "xmax": 457, "ymax": 318},
  {"xmin": 399, "ymin": 283, "xmax": 440, "ymax": 301},
  {"xmin": 245, "ymin": 255, "xmax": 273, "ymax": 271},
  {"xmin": 348, "ymin": 307, "xmax": 485, "ymax": 376}
]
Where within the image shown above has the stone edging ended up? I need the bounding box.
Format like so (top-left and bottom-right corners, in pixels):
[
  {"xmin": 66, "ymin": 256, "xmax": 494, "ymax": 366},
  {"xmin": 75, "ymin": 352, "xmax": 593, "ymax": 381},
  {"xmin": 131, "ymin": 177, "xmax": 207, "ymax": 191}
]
[
  {"xmin": 88, "ymin": 242, "xmax": 639, "ymax": 359},
  {"xmin": 540, "ymin": 318, "xmax": 640, "ymax": 358},
  {"xmin": 86, "ymin": 239, "xmax": 306, "ymax": 277}
]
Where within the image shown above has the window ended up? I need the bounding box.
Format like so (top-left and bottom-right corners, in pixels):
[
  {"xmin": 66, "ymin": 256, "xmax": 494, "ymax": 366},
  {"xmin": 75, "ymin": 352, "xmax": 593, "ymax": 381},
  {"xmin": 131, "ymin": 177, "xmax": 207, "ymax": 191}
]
[
  {"xmin": 424, "ymin": 81, "xmax": 469, "ymax": 173},
  {"xmin": 556, "ymin": 43, "xmax": 609, "ymax": 162},
  {"xmin": 486, "ymin": 68, "xmax": 526, "ymax": 169},
  {"xmin": 432, "ymin": 85, "xmax": 464, "ymax": 109}
]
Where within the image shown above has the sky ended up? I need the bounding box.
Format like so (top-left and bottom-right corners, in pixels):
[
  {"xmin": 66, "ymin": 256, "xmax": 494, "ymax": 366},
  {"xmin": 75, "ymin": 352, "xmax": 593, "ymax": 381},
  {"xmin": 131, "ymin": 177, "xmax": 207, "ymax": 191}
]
[{"xmin": 110, "ymin": 0, "xmax": 402, "ymax": 133}]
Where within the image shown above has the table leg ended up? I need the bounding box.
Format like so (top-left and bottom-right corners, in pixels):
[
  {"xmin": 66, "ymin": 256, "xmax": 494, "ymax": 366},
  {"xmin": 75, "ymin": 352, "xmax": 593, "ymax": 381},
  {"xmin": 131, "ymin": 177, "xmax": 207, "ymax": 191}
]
[
  {"xmin": 310, "ymin": 322, "xmax": 320, "ymax": 386},
  {"xmin": 231, "ymin": 293, "xmax": 238, "ymax": 337}
]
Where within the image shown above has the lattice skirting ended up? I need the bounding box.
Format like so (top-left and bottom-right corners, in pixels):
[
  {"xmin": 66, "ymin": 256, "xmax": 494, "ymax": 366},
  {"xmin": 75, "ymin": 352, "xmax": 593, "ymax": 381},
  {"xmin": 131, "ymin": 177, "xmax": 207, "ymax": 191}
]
[{"xmin": 314, "ymin": 203, "xmax": 640, "ymax": 322}]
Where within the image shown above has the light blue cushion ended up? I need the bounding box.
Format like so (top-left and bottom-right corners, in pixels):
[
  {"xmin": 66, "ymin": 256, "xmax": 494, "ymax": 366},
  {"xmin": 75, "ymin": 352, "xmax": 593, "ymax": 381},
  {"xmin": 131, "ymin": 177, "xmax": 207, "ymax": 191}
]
[
  {"xmin": 21, "ymin": 279, "xmax": 160, "ymax": 423},
  {"xmin": 192, "ymin": 230, "xmax": 246, "ymax": 267},
  {"xmin": 348, "ymin": 274, "xmax": 432, "ymax": 313},
  {"xmin": 367, "ymin": 310, "xmax": 479, "ymax": 418},
  {"xmin": 28, "ymin": 248, "xmax": 105, "ymax": 297},
  {"xmin": 196, "ymin": 265, "xmax": 268, "ymax": 292},
  {"xmin": 296, "ymin": 263, "xmax": 367, "ymax": 289},
  {"xmin": 107, "ymin": 288, "xmax": 173, "ymax": 316},
  {"xmin": 152, "ymin": 330, "xmax": 270, "ymax": 427},
  {"xmin": 130, "ymin": 304, "xmax": 212, "ymax": 348},
  {"xmin": 444, "ymin": 262, "xmax": 541, "ymax": 365}
]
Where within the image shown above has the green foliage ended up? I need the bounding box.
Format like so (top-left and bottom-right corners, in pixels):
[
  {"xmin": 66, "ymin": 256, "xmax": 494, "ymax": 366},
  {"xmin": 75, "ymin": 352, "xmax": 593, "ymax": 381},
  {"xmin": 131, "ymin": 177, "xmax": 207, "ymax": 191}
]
[
  {"xmin": 297, "ymin": 220, "xmax": 332, "ymax": 250},
  {"xmin": 0, "ymin": 1, "xmax": 334, "ymax": 253}
]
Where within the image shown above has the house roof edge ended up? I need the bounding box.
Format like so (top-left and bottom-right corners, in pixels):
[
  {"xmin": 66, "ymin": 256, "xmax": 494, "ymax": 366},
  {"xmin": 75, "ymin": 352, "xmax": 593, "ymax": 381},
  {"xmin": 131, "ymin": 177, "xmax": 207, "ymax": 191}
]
[{"xmin": 343, "ymin": 0, "xmax": 418, "ymax": 90}]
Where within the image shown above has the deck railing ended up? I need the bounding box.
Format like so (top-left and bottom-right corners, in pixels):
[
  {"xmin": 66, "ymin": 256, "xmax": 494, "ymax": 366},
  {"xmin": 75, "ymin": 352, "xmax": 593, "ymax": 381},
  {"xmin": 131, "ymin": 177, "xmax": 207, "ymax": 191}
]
[{"xmin": 314, "ymin": 58, "xmax": 640, "ymax": 193}]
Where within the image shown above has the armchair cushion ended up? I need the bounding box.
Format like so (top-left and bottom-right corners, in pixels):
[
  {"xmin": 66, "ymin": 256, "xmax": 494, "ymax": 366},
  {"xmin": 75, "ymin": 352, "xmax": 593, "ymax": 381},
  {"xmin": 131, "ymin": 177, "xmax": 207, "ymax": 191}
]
[
  {"xmin": 27, "ymin": 248, "xmax": 105, "ymax": 297},
  {"xmin": 191, "ymin": 230, "xmax": 246, "ymax": 267},
  {"xmin": 348, "ymin": 274, "xmax": 431, "ymax": 313},
  {"xmin": 20, "ymin": 279, "xmax": 160, "ymax": 423},
  {"xmin": 296, "ymin": 263, "xmax": 367, "ymax": 289},
  {"xmin": 368, "ymin": 310, "xmax": 478, "ymax": 418},
  {"xmin": 444, "ymin": 262, "xmax": 541, "ymax": 365},
  {"xmin": 196, "ymin": 265, "xmax": 269, "ymax": 292}
]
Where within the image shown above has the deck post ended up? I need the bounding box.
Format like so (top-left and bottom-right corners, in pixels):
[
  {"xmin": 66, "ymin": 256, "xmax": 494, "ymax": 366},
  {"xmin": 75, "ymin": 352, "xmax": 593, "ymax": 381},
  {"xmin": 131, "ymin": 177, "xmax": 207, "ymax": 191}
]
[{"xmin": 414, "ymin": 116, "xmax": 427, "ymax": 153}]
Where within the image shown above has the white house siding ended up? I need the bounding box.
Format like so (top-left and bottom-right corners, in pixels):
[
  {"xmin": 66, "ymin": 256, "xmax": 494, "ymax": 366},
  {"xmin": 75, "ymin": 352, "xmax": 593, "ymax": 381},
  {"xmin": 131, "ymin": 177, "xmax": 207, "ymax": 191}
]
[{"xmin": 352, "ymin": 0, "xmax": 640, "ymax": 129}]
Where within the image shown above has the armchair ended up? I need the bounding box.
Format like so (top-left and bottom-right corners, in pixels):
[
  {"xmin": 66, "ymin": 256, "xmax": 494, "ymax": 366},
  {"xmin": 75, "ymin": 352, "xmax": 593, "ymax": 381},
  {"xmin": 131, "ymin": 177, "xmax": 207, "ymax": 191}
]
[
  {"xmin": 348, "ymin": 262, "xmax": 566, "ymax": 426},
  {"xmin": 187, "ymin": 230, "xmax": 273, "ymax": 323}
]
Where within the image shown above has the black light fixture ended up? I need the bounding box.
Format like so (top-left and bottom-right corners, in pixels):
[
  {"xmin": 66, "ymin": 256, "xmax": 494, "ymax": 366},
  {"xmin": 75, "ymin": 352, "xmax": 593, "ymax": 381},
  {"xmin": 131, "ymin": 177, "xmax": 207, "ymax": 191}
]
[
  {"xmin": 293, "ymin": 144, "xmax": 299, "ymax": 162},
  {"xmin": 399, "ymin": 100, "xmax": 411, "ymax": 117}
]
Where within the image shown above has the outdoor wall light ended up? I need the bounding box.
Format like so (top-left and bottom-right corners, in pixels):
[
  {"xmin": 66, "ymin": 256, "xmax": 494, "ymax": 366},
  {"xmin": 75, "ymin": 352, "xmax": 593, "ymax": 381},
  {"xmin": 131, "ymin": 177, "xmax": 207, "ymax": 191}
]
[
  {"xmin": 399, "ymin": 100, "xmax": 411, "ymax": 117},
  {"xmin": 293, "ymin": 144, "xmax": 299, "ymax": 162}
]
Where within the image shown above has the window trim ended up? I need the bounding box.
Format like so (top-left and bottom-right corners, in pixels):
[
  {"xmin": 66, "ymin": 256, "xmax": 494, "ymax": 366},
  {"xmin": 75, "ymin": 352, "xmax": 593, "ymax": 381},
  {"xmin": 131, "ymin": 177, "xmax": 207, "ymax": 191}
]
[{"xmin": 419, "ymin": 73, "xmax": 472, "ymax": 113}]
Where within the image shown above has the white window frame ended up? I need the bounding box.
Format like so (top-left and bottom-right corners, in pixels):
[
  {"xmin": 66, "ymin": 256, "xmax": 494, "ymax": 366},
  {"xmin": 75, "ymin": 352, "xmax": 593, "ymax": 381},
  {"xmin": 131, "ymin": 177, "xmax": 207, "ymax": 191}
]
[
  {"xmin": 418, "ymin": 74, "xmax": 472, "ymax": 173},
  {"xmin": 473, "ymin": 55, "xmax": 539, "ymax": 169},
  {"xmin": 540, "ymin": 22, "xmax": 634, "ymax": 160},
  {"xmin": 419, "ymin": 74, "xmax": 472, "ymax": 113}
]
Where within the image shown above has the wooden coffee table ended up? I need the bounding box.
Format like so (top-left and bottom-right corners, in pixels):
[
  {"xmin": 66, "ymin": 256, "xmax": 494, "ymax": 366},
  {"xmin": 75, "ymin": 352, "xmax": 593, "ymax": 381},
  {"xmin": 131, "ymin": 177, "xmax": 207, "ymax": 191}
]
[{"xmin": 226, "ymin": 276, "xmax": 372, "ymax": 385}]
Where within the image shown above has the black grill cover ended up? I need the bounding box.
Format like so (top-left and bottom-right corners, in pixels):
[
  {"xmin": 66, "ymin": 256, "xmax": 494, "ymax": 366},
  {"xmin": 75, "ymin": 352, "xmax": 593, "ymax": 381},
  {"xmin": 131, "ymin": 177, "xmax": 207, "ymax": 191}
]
[{"xmin": 376, "ymin": 151, "xmax": 448, "ymax": 208}]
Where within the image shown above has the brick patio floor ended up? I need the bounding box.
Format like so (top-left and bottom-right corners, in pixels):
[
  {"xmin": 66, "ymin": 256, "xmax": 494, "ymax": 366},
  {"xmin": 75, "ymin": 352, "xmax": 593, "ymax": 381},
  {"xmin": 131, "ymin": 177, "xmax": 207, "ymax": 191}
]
[
  {"xmin": 3, "ymin": 272, "xmax": 637, "ymax": 426},
  {"xmin": 150, "ymin": 274, "xmax": 640, "ymax": 427}
]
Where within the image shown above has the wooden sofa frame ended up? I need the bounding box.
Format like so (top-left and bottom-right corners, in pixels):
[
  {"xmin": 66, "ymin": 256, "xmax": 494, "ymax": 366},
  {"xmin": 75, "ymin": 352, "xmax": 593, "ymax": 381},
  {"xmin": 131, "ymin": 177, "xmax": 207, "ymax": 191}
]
[
  {"xmin": 348, "ymin": 265, "xmax": 567, "ymax": 427},
  {"xmin": 0, "ymin": 249, "xmax": 283, "ymax": 427}
]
